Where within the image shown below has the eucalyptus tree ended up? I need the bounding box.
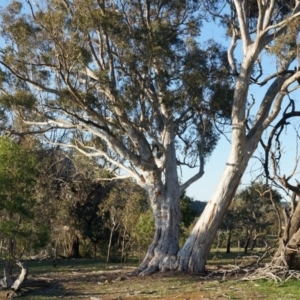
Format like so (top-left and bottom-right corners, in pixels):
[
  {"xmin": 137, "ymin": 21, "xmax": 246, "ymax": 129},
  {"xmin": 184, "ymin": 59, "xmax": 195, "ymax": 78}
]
[
  {"xmin": 0, "ymin": 0, "xmax": 232, "ymax": 274},
  {"xmin": 177, "ymin": 0, "xmax": 300, "ymax": 273}
]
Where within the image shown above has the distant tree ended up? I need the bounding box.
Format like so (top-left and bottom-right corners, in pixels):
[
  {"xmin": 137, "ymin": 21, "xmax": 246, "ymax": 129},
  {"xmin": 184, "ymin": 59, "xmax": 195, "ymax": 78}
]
[
  {"xmin": 217, "ymin": 209, "xmax": 237, "ymax": 253},
  {"xmin": 52, "ymin": 151, "xmax": 116, "ymax": 259},
  {"xmin": 236, "ymin": 184, "xmax": 281, "ymax": 254},
  {"xmin": 99, "ymin": 180, "xmax": 148, "ymax": 263},
  {"xmin": 71, "ymin": 182, "xmax": 110, "ymax": 258},
  {"xmin": 220, "ymin": 183, "xmax": 281, "ymax": 254},
  {"xmin": 132, "ymin": 210, "xmax": 155, "ymax": 262},
  {"xmin": 116, "ymin": 182, "xmax": 149, "ymax": 263},
  {"xmin": 0, "ymin": 137, "xmax": 42, "ymax": 273},
  {"xmin": 33, "ymin": 147, "xmax": 106, "ymax": 260},
  {"xmin": 179, "ymin": 193, "xmax": 197, "ymax": 245},
  {"xmin": 38, "ymin": 149, "xmax": 82, "ymax": 259}
]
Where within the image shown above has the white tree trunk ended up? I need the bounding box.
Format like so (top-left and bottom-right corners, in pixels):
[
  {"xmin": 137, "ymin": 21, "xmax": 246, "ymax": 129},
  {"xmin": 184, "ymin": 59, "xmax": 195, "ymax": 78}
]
[
  {"xmin": 176, "ymin": 71, "xmax": 296, "ymax": 273},
  {"xmin": 174, "ymin": 0, "xmax": 300, "ymax": 270},
  {"xmin": 138, "ymin": 60, "xmax": 291, "ymax": 274},
  {"xmin": 176, "ymin": 49, "xmax": 257, "ymax": 270},
  {"xmin": 177, "ymin": 153, "xmax": 249, "ymax": 272},
  {"xmin": 11, "ymin": 262, "xmax": 27, "ymax": 291},
  {"xmin": 106, "ymin": 224, "xmax": 116, "ymax": 264},
  {"xmin": 137, "ymin": 124, "xmax": 181, "ymax": 275},
  {"xmin": 137, "ymin": 197, "xmax": 181, "ymax": 275}
]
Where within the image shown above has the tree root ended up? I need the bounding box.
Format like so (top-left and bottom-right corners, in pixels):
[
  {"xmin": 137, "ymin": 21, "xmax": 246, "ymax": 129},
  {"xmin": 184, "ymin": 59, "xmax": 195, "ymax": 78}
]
[
  {"xmin": 133, "ymin": 254, "xmax": 179, "ymax": 276},
  {"xmin": 139, "ymin": 265, "xmax": 159, "ymax": 276},
  {"xmin": 134, "ymin": 250, "xmax": 300, "ymax": 282}
]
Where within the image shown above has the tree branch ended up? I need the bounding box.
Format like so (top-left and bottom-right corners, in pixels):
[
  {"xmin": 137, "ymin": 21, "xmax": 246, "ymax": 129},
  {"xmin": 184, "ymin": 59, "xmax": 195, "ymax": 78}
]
[{"xmin": 233, "ymin": 0, "xmax": 252, "ymax": 54}]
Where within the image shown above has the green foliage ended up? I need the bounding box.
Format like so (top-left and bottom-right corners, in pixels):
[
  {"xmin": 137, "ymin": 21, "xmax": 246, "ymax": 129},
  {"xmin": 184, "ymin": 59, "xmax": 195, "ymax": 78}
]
[
  {"xmin": 132, "ymin": 209, "xmax": 155, "ymax": 248},
  {"xmin": 218, "ymin": 183, "xmax": 282, "ymax": 251},
  {"xmin": 29, "ymin": 223, "xmax": 50, "ymax": 249},
  {"xmin": 72, "ymin": 182, "xmax": 110, "ymax": 247},
  {"xmin": 179, "ymin": 193, "xmax": 197, "ymax": 245},
  {"xmin": 0, "ymin": 0, "xmax": 233, "ymax": 263},
  {"xmin": 0, "ymin": 0, "xmax": 233, "ymax": 172},
  {"xmin": 5, "ymin": 1, "xmax": 23, "ymax": 15},
  {"xmin": 268, "ymin": 17, "xmax": 300, "ymax": 60},
  {"xmin": 180, "ymin": 193, "xmax": 197, "ymax": 228},
  {"xmin": 0, "ymin": 137, "xmax": 38, "ymax": 212},
  {"xmin": 0, "ymin": 90, "xmax": 36, "ymax": 111},
  {"xmin": 0, "ymin": 137, "xmax": 47, "ymax": 263},
  {"xmin": 98, "ymin": 180, "xmax": 149, "ymax": 261}
]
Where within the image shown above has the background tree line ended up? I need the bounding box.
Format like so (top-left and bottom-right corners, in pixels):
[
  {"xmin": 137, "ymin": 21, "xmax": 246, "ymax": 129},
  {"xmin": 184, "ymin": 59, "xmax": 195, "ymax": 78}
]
[
  {"xmin": 0, "ymin": 135, "xmax": 199, "ymax": 268},
  {"xmin": 0, "ymin": 133, "xmax": 293, "ymax": 271}
]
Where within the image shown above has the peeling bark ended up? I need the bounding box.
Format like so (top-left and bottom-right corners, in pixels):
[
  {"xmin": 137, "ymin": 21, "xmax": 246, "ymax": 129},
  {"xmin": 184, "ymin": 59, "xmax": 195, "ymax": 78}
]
[
  {"xmin": 136, "ymin": 175, "xmax": 181, "ymax": 275},
  {"xmin": 136, "ymin": 123, "xmax": 183, "ymax": 275}
]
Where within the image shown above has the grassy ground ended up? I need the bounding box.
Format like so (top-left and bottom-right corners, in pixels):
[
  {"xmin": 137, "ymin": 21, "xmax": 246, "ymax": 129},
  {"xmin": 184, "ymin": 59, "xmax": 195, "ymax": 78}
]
[{"xmin": 8, "ymin": 249, "xmax": 300, "ymax": 300}]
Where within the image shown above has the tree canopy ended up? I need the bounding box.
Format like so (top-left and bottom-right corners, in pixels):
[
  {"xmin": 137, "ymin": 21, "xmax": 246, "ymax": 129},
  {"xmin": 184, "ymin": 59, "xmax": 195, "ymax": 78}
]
[{"xmin": 0, "ymin": 0, "xmax": 232, "ymax": 187}]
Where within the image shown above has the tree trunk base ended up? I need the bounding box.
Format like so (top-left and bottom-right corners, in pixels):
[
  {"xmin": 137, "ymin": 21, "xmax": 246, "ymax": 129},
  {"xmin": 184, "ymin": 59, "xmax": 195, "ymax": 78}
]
[
  {"xmin": 271, "ymin": 229, "xmax": 300, "ymax": 270},
  {"xmin": 134, "ymin": 254, "xmax": 179, "ymax": 276}
]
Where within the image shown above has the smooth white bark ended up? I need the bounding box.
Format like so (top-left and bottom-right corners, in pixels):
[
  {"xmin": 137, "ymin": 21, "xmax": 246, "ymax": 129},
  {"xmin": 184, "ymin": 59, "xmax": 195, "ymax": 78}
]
[
  {"xmin": 137, "ymin": 124, "xmax": 182, "ymax": 275},
  {"xmin": 177, "ymin": 0, "xmax": 300, "ymax": 273}
]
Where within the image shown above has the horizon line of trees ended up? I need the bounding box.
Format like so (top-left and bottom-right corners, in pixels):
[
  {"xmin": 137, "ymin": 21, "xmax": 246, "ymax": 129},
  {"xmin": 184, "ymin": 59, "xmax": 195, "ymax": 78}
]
[{"xmin": 0, "ymin": 134, "xmax": 292, "ymax": 269}]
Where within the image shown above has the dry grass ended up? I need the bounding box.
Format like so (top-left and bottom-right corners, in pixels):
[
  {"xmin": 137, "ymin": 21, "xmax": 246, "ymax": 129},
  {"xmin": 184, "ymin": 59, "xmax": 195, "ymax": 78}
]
[{"xmin": 9, "ymin": 249, "xmax": 300, "ymax": 299}]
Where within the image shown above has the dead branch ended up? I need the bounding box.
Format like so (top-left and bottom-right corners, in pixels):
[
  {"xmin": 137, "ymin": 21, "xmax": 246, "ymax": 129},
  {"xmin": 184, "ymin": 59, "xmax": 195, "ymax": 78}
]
[
  {"xmin": 0, "ymin": 261, "xmax": 28, "ymax": 299},
  {"xmin": 242, "ymin": 265, "xmax": 295, "ymax": 282},
  {"xmin": 11, "ymin": 262, "xmax": 27, "ymax": 291}
]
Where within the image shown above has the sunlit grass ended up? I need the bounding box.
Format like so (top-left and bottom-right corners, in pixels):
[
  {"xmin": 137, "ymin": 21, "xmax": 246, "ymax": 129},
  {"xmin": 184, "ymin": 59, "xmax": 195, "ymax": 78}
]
[{"xmin": 16, "ymin": 251, "xmax": 300, "ymax": 300}]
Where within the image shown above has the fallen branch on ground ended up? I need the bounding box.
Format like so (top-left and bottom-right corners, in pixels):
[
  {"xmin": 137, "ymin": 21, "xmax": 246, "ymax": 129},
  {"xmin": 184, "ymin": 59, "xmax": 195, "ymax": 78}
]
[{"xmin": 0, "ymin": 261, "xmax": 27, "ymax": 292}]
